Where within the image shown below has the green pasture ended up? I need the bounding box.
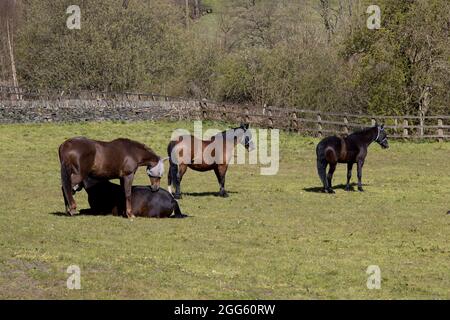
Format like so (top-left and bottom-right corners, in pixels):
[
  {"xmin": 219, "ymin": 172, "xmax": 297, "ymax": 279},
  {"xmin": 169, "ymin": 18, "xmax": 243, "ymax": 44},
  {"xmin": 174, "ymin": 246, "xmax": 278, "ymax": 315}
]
[{"xmin": 0, "ymin": 121, "xmax": 449, "ymax": 299}]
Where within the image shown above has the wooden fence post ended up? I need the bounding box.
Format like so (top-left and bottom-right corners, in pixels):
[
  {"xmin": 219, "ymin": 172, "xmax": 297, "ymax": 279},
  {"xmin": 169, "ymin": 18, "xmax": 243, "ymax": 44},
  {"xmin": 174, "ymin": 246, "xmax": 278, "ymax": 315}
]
[
  {"xmin": 244, "ymin": 106, "xmax": 249, "ymax": 123},
  {"xmin": 437, "ymin": 118, "xmax": 444, "ymax": 143},
  {"xmin": 267, "ymin": 108, "xmax": 273, "ymax": 129},
  {"xmin": 419, "ymin": 112, "xmax": 425, "ymax": 137},
  {"xmin": 202, "ymin": 102, "xmax": 207, "ymax": 120},
  {"xmin": 394, "ymin": 118, "xmax": 398, "ymax": 136},
  {"xmin": 371, "ymin": 118, "xmax": 376, "ymax": 126},
  {"xmin": 403, "ymin": 119, "xmax": 409, "ymax": 139},
  {"xmin": 343, "ymin": 115, "xmax": 349, "ymax": 135},
  {"xmin": 221, "ymin": 105, "xmax": 226, "ymax": 119},
  {"xmin": 292, "ymin": 112, "xmax": 299, "ymax": 133},
  {"xmin": 317, "ymin": 113, "xmax": 322, "ymax": 138}
]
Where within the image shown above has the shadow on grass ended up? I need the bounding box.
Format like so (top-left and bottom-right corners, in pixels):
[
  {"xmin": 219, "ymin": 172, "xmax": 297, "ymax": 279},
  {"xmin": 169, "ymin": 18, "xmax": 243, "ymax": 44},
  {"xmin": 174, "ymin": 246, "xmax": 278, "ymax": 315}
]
[
  {"xmin": 49, "ymin": 210, "xmax": 191, "ymax": 218},
  {"xmin": 183, "ymin": 191, "xmax": 238, "ymax": 197},
  {"xmin": 303, "ymin": 183, "xmax": 366, "ymax": 193}
]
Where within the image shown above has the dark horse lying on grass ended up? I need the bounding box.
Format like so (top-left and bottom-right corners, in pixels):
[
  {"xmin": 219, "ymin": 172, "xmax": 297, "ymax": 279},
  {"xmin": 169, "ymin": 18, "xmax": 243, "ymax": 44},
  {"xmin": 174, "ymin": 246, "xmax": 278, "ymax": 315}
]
[
  {"xmin": 82, "ymin": 179, "xmax": 186, "ymax": 218},
  {"xmin": 59, "ymin": 137, "xmax": 165, "ymax": 218},
  {"xmin": 167, "ymin": 123, "xmax": 255, "ymax": 199},
  {"xmin": 316, "ymin": 124, "xmax": 389, "ymax": 193}
]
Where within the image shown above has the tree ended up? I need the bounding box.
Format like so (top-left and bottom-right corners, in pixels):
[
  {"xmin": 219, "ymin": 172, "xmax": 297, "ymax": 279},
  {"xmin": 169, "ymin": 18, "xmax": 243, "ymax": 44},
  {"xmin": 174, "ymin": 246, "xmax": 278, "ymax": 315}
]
[
  {"xmin": 0, "ymin": 0, "xmax": 21, "ymax": 87},
  {"xmin": 343, "ymin": 0, "xmax": 450, "ymax": 115}
]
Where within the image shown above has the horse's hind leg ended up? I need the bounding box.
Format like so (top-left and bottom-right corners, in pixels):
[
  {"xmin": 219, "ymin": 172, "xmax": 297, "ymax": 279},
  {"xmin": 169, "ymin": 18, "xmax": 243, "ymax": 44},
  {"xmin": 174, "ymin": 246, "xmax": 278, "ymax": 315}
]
[
  {"xmin": 174, "ymin": 164, "xmax": 187, "ymax": 199},
  {"xmin": 345, "ymin": 163, "xmax": 354, "ymax": 191},
  {"xmin": 61, "ymin": 186, "xmax": 69, "ymax": 210},
  {"xmin": 317, "ymin": 159, "xmax": 329, "ymax": 192},
  {"xmin": 214, "ymin": 165, "xmax": 229, "ymax": 197},
  {"xmin": 327, "ymin": 163, "xmax": 337, "ymax": 194},
  {"xmin": 357, "ymin": 159, "xmax": 365, "ymax": 192}
]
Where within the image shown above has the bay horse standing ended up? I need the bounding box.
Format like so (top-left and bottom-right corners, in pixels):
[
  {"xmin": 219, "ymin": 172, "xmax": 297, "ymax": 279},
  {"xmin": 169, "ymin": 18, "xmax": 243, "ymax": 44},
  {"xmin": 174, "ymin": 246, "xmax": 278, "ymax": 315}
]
[
  {"xmin": 167, "ymin": 123, "xmax": 255, "ymax": 199},
  {"xmin": 58, "ymin": 137, "xmax": 165, "ymax": 218},
  {"xmin": 316, "ymin": 124, "xmax": 389, "ymax": 193}
]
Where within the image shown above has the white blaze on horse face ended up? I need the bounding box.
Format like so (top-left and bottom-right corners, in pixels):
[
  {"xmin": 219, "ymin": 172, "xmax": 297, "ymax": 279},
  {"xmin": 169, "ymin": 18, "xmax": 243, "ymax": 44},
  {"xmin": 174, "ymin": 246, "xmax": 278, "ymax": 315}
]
[{"xmin": 258, "ymin": 129, "xmax": 279, "ymax": 175}]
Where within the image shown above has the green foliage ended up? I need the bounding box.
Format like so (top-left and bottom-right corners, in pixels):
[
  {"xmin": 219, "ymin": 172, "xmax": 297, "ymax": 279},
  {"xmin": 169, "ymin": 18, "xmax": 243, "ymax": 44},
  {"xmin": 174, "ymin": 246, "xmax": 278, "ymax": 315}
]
[
  {"xmin": 344, "ymin": 0, "xmax": 450, "ymax": 115},
  {"xmin": 16, "ymin": 0, "xmax": 185, "ymax": 91},
  {"xmin": 10, "ymin": 0, "xmax": 450, "ymax": 115}
]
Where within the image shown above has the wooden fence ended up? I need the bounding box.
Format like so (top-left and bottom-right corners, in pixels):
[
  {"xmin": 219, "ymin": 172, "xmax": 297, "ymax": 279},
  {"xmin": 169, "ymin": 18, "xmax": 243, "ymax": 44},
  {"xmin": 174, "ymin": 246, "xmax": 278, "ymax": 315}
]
[
  {"xmin": 197, "ymin": 103, "xmax": 450, "ymax": 141},
  {"xmin": 1, "ymin": 86, "xmax": 449, "ymax": 141}
]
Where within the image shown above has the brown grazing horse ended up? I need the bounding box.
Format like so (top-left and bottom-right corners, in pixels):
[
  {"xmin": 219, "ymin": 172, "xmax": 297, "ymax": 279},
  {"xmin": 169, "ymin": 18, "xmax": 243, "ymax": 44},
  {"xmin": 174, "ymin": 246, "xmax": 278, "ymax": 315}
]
[
  {"xmin": 82, "ymin": 178, "xmax": 186, "ymax": 218},
  {"xmin": 58, "ymin": 137, "xmax": 165, "ymax": 218},
  {"xmin": 167, "ymin": 123, "xmax": 255, "ymax": 199},
  {"xmin": 316, "ymin": 124, "xmax": 389, "ymax": 193}
]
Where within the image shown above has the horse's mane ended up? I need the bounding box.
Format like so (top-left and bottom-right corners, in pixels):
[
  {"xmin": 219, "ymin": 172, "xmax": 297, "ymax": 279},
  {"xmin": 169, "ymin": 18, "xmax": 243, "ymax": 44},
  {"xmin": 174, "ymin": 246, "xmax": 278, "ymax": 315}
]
[
  {"xmin": 215, "ymin": 126, "xmax": 243, "ymax": 138},
  {"xmin": 114, "ymin": 138, "xmax": 158, "ymax": 157},
  {"xmin": 348, "ymin": 126, "xmax": 376, "ymax": 137}
]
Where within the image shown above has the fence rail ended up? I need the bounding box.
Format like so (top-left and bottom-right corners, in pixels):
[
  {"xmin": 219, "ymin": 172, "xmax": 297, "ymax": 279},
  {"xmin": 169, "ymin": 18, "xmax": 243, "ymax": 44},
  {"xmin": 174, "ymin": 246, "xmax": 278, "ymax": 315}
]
[
  {"xmin": 197, "ymin": 103, "xmax": 450, "ymax": 142},
  {"xmin": 1, "ymin": 86, "xmax": 449, "ymax": 141}
]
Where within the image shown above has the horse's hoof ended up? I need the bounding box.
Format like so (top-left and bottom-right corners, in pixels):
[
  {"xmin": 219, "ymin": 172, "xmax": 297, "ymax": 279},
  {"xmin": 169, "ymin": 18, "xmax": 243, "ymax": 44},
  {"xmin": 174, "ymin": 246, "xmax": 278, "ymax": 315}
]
[
  {"xmin": 219, "ymin": 192, "xmax": 229, "ymax": 198},
  {"xmin": 327, "ymin": 189, "xmax": 335, "ymax": 194},
  {"xmin": 174, "ymin": 194, "xmax": 182, "ymax": 200},
  {"xmin": 358, "ymin": 187, "xmax": 364, "ymax": 192},
  {"xmin": 68, "ymin": 209, "xmax": 77, "ymax": 216},
  {"xmin": 345, "ymin": 187, "xmax": 352, "ymax": 192}
]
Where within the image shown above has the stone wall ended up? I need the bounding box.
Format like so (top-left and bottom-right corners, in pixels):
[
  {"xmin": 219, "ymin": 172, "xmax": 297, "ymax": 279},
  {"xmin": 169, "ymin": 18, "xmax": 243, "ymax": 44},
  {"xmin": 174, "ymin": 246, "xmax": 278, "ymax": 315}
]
[{"xmin": 0, "ymin": 99, "xmax": 202, "ymax": 123}]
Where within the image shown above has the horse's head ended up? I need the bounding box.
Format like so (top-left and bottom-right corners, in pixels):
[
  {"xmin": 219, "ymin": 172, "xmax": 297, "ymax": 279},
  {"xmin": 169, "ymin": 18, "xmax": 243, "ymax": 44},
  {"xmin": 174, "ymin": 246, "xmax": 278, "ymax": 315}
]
[
  {"xmin": 146, "ymin": 158, "xmax": 168, "ymax": 192},
  {"xmin": 238, "ymin": 123, "xmax": 256, "ymax": 152},
  {"xmin": 375, "ymin": 124, "xmax": 389, "ymax": 149}
]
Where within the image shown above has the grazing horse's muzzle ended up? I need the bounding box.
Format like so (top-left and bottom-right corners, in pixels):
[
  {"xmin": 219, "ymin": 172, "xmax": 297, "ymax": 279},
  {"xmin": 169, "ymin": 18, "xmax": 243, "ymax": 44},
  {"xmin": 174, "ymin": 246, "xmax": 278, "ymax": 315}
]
[
  {"xmin": 380, "ymin": 139, "xmax": 389, "ymax": 149},
  {"xmin": 149, "ymin": 177, "xmax": 161, "ymax": 192},
  {"xmin": 147, "ymin": 159, "xmax": 165, "ymax": 192}
]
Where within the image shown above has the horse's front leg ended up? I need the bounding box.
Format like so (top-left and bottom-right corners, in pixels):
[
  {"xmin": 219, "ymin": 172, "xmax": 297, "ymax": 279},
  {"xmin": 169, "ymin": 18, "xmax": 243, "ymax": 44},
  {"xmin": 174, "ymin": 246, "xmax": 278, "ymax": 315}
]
[
  {"xmin": 357, "ymin": 160, "xmax": 365, "ymax": 192},
  {"xmin": 345, "ymin": 163, "xmax": 354, "ymax": 191},
  {"xmin": 214, "ymin": 165, "xmax": 229, "ymax": 197},
  {"xmin": 122, "ymin": 173, "xmax": 136, "ymax": 219}
]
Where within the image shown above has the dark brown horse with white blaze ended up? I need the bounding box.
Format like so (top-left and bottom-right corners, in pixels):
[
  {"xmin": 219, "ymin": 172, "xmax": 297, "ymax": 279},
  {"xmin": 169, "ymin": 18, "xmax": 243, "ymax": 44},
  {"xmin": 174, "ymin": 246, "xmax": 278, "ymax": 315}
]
[
  {"xmin": 316, "ymin": 125, "xmax": 389, "ymax": 193},
  {"xmin": 58, "ymin": 137, "xmax": 165, "ymax": 218},
  {"xmin": 167, "ymin": 123, "xmax": 255, "ymax": 199}
]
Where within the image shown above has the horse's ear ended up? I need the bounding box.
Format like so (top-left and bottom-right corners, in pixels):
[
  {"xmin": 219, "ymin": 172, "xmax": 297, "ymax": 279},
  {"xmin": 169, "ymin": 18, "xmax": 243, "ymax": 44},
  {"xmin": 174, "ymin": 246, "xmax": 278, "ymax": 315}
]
[
  {"xmin": 381, "ymin": 124, "xmax": 385, "ymax": 130},
  {"xmin": 241, "ymin": 123, "xmax": 249, "ymax": 130}
]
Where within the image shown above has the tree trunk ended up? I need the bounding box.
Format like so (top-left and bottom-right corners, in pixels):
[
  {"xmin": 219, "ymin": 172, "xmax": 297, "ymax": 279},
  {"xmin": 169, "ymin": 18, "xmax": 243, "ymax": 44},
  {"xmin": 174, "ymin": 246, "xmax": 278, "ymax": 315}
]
[
  {"xmin": 6, "ymin": 19, "xmax": 18, "ymax": 92},
  {"xmin": 193, "ymin": 0, "xmax": 200, "ymax": 18},
  {"xmin": 185, "ymin": 0, "xmax": 190, "ymax": 28}
]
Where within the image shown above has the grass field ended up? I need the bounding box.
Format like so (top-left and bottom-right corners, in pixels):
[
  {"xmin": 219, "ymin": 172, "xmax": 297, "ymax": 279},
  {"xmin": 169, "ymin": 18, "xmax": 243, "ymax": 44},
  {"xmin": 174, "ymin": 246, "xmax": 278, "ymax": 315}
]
[{"xmin": 0, "ymin": 120, "xmax": 449, "ymax": 299}]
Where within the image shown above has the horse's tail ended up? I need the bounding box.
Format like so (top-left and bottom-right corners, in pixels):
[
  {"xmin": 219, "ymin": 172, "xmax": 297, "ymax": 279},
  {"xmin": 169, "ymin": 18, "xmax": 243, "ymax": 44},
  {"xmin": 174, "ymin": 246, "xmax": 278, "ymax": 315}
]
[
  {"xmin": 167, "ymin": 140, "xmax": 178, "ymax": 190},
  {"xmin": 316, "ymin": 142, "xmax": 328, "ymax": 189},
  {"xmin": 59, "ymin": 146, "xmax": 72, "ymax": 210},
  {"xmin": 172, "ymin": 199, "xmax": 186, "ymax": 218}
]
